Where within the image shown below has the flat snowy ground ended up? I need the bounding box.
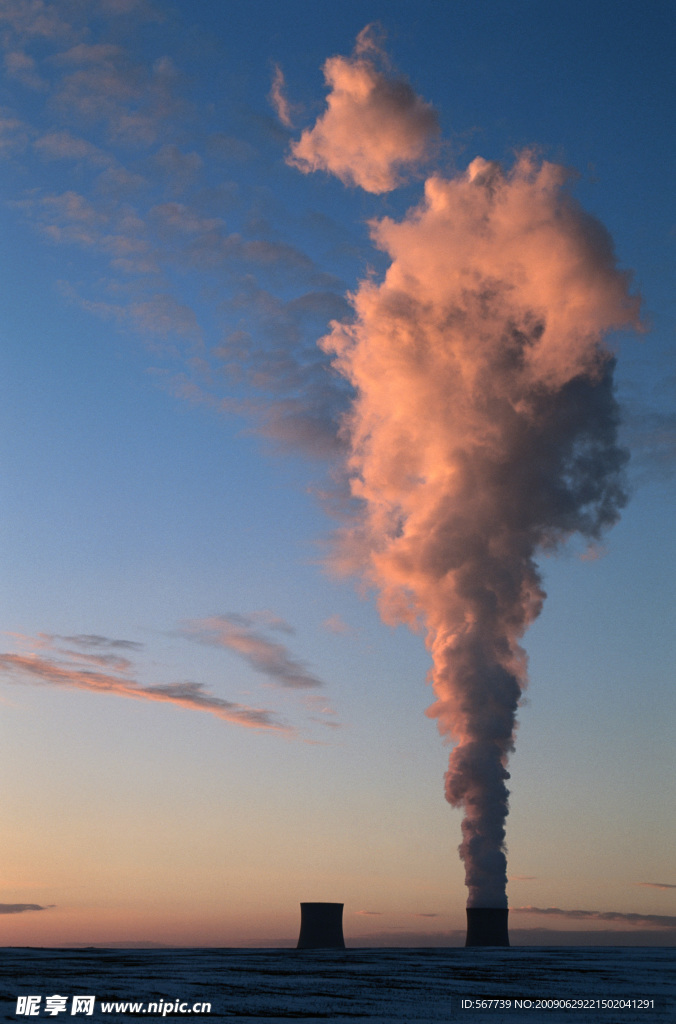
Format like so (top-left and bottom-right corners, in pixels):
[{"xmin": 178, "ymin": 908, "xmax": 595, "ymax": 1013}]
[{"xmin": 1, "ymin": 947, "xmax": 673, "ymax": 1022}]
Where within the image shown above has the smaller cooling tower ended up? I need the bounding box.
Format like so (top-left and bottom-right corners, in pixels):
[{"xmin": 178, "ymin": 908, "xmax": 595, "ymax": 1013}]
[
  {"xmin": 465, "ymin": 907, "xmax": 510, "ymax": 947},
  {"xmin": 296, "ymin": 902, "xmax": 345, "ymax": 949}
]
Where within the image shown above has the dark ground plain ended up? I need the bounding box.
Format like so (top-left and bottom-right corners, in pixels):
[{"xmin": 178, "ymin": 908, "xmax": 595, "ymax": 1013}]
[{"xmin": 1, "ymin": 946, "xmax": 673, "ymax": 1023}]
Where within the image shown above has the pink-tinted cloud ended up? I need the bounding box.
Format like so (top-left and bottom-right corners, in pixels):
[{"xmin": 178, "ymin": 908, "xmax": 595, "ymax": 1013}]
[
  {"xmin": 0, "ymin": 634, "xmax": 288, "ymax": 733},
  {"xmin": 129, "ymin": 294, "xmax": 203, "ymax": 345},
  {"xmin": 50, "ymin": 43, "xmax": 183, "ymax": 146},
  {"xmin": 14, "ymin": 188, "xmax": 117, "ymax": 252},
  {"xmin": 318, "ymin": 151, "xmax": 641, "ymax": 907},
  {"xmin": 148, "ymin": 369, "xmax": 246, "ymax": 418},
  {"xmin": 53, "ymin": 47, "xmax": 139, "ymax": 125},
  {"xmin": 4, "ymin": 49, "xmax": 43, "ymax": 88},
  {"xmin": 152, "ymin": 144, "xmax": 203, "ymax": 193},
  {"xmin": 270, "ymin": 64, "xmax": 292, "ymax": 128},
  {"xmin": 179, "ymin": 614, "xmax": 323, "ymax": 690},
  {"xmin": 0, "ymin": 110, "xmax": 29, "ymax": 154},
  {"xmin": 635, "ymin": 882, "xmax": 676, "ymax": 891},
  {"xmin": 18, "ymin": 187, "xmax": 158, "ymax": 280},
  {"xmin": 150, "ymin": 202, "xmax": 224, "ymax": 236},
  {"xmin": 302, "ymin": 693, "xmax": 341, "ymax": 729},
  {"xmin": 36, "ymin": 189, "xmax": 108, "ymax": 246},
  {"xmin": 322, "ymin": 614, "xmax": 352, "ymax": 634},
  {"xmin": 34, "ymin": 130, "xmax": 111, "ymax": 165},
  {"xmin": 0, "ymin": 0, "xmax": 73, "ymax": 41},
  {"xmin": 288, "ymin": 25, "xmax": 438, "ymax": 193},
  {"xmin": 53, "ymin": 42, "xmax": 127, "ymax": 66},
  {"xmin": 95, "ymin": 164, "xmax": 147, "ymax": 197},
  {"xmin": 1, "ymin": 632, "xmax": 135, "ymax": 682},
  {"xmin": 512, "ymin": 906, "xmax": 676, "ymax": 929}
]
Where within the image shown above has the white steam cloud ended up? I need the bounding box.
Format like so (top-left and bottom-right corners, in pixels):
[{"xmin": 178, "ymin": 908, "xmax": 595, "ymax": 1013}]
[{"xmin": 294, "ymin": 33, "xmax": 641, "ymax": 908}]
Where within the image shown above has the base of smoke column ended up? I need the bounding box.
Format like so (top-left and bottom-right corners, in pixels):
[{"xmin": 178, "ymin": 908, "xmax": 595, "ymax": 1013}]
[
  {"xmin": 465, "ymin": 907, "xmax": 510, "ymax": 947},
  {"xmin": 296, "ymin": 902, "xmax": 346, "ymax": 949}
]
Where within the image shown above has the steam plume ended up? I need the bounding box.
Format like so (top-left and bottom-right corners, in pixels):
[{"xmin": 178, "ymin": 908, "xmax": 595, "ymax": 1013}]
[
  {"xmin": 295, "ymin": 37, "xmax": 641, "ymax": 908},
  {"xmin": 323, "ymin": 156, "xmax": 639, "ymax": 906}
]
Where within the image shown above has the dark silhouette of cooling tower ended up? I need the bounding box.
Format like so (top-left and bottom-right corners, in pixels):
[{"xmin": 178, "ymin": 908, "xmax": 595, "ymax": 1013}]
[
  {"xmin": 296, "ymin": 902, "xmax": 345, "ymax": 949},
  {"xmin": 465, "ymin": 908, "xmax": 510, "ymax": 947}
]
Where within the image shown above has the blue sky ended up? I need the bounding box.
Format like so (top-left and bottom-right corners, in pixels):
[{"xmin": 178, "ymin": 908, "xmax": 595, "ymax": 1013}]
[{"xmin": 1, "ymin": 0, "xmax": 674, "ymax": 946}]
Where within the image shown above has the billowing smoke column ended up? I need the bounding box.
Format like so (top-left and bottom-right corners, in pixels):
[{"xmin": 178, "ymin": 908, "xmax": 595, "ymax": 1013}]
[{"xmin": 289, "ymin": 30, "xmax": 641, "ymax": 918}]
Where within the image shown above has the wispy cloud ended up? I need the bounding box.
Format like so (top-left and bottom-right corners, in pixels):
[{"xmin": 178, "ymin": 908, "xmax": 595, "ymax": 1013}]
[
  {"xmin": 4, "ymin": 49, "xmax": 44, "ymax": 88},
  {"xmin": 270, "ymin": 64, "xmax": 292, "ymax": 128},
  {"xmin": 0, "ymin": 109, "xmax": 30, "ymax": 154},
  {"xmin": 129, "ymin": 294, "xmax": 203, "ymax": 346},
  {"xmin": 512, "ymin": 906, "xmax": 676, "ymax": 929},
  {"xmin": 0, "ymin": 903, "xmax": 51, "ymax": 914},
  {"xmin": 51, "ymin": 44, "xmax": 184, "ymax": 146},
  {"xmin": 1, "ymin": 1, "xmax": 352, "ymax": 460},
  {"xmin": 0, "ymin": 633, "xmax": 289, "ymax": 733},
  {"xmin": 0, "ymin": 0, "xmax": 75, "ymax": 43},
  {"xmin": 634, "ymin": 882, "xmax": 676, "ymax": 891},
  {"xmin": 623, "ymin": 406, "xmax": 676, "ymax": 481},
  {"xmin": 152, "ymin": 144, "xmax": 202, "ymax": 193},
  {"xmin": 149, "ymin": 202, "xmax": 224, "ymax": 237},
  {"xmin": 34, "ymin": 130, "xmax": 112, "ymax": 165},
  {"xmin": 322, "ymin": 614, "xmax": 352, "ymax": 635},
  {"xmin": 212, "ymin": 285, "xmax": 351, "ymax": 457},
  {"xmin": 38, "ymin": 632, "xmax": 139, "ymax": 673},
  {"xmin": 49, "ymin": 633, "xmax": 144, "ymax": 652},
  {"xmin": 302, "ymin": 693, "xmax": 341, "ymax": 729},
  {"xmin": 179, "ymin": 613, "xmax": 324, "ymax": 690},
  {"xmin": 17, "ymin": 189, "xmax": 158, "ymax": 278},
  {"xmin": 52, "ymin": 42, "xmax": 127, "ymax": 66},
  {"xmin": 207, "ymin": 132, "xmax": 257, "ymax": 163}
]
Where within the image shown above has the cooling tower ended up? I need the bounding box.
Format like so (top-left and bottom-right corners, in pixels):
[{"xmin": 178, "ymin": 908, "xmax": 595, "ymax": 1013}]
[
  {"xmin": 296, "ymin": 902, "xmax": 346, "ymax": 949},
  {"xmin": 465, "ymin": 907, "xmax": 510, "ymax": 947}
]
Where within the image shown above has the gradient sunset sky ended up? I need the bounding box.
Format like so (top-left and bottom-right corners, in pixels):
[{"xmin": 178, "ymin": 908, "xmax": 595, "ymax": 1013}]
[{"xmin": 1, "ymin": 0, "xmax": 675, "ymax": 947}]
